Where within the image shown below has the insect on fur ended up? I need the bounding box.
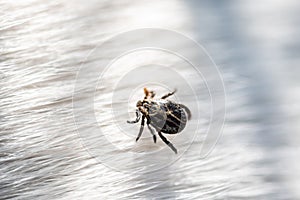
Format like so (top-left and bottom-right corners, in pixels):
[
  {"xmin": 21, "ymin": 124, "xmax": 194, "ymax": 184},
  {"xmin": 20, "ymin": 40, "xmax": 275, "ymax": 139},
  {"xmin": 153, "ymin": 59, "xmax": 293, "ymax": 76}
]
[{"xmin": 127, "ymin": 88, "xmax": 191, "ymax": 154}]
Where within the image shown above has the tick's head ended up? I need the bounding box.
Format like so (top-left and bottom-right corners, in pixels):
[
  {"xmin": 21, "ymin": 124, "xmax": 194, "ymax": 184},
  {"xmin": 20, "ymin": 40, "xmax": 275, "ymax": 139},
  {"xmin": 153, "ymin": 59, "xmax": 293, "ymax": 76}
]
[
  {"xmin": 135, "ymin": 88, "xmax": 156, "ymax": 114},
  {"xmin": 136, "ymin": 99, "xmax": 153, "ymax": 116},
  {"xmin": 136, "ymin": 99, "xmax": 150, "ymax": 108}
]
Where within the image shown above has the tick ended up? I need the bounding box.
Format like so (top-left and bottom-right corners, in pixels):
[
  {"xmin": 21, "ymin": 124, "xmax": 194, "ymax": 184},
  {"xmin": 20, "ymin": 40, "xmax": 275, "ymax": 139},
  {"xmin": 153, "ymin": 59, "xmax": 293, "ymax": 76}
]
[{"xmin": 127, "ymin": 88, "xmax": 191, "ymax": 154}]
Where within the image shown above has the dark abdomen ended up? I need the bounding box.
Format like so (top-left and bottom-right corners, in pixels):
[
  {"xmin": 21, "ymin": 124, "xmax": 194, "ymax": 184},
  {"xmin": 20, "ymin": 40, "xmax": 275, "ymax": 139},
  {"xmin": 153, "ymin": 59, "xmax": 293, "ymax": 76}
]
[{"xmin": 150, "ymin": 100, "xmax": 187, "ymax": 134}]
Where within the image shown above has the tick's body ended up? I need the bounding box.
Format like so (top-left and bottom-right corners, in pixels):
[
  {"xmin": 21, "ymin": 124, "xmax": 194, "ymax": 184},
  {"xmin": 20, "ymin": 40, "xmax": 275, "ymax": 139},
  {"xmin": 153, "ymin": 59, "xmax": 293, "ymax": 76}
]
[
  {"xmin": 147, "ymin": 99, "xmax": 187, "ymax": 134},
  {"xmin": 127, "ymin": 88, "xmax": 191, "ymax": 154}
]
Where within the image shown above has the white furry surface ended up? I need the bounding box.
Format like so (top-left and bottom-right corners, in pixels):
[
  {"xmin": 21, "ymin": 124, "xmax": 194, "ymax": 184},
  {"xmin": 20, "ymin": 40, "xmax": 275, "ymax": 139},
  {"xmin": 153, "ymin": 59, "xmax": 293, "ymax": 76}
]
[{"xmin": 1, "ymin": 0, "xmax": 300, "ymax": 199}]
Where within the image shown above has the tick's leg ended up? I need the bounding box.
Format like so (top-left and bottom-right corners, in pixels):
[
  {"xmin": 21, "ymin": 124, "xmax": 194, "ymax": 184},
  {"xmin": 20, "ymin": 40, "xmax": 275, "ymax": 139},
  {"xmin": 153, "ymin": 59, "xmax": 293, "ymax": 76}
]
[
  {"xmin": 158, "ymin": 132, "xmax": 177, "ymax": 154},
  {"xmin": 143, "ymin": 87, "xmax": 149, "ymax": 99},
  {"xmin": 147, "ymin": 123, "xmax": 156, "ymax": 143},
  {"xmin": 127, "ymin": 110, "xmax": 141, "ymax": 124},
  {"xmin": 149, "ymin": 91, "xmax": 156, "ymax": 98},
  {"xmin": 136, "ymin": 116, "xmax": 145, "ymax": 142},
  {"xmin": 161, "ymin": 89, "xmax": 177, "ymax": 99},
  {"xmin": 144, "ymin": 87, "xmax": 156, "ymax": 99},
  {"xmin": 179, "ymin": 104, "xmax": 192, "ymax": 120},
  {"xmin": 146, "ymin": 119, "xmax": 156, "ymax": 143},
  {"xmin": 147, "ymin": 125, "xmax": 157, "ymax": 143}
]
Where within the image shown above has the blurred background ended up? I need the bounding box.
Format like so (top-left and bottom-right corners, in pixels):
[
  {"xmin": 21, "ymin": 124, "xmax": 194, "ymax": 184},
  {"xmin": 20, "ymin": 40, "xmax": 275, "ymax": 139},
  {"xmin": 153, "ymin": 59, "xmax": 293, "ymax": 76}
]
[{"xmin": 1, "ymin": 0, "xmax": 300, "ymax": 199}]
